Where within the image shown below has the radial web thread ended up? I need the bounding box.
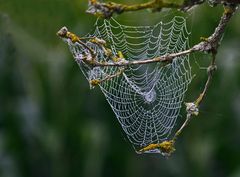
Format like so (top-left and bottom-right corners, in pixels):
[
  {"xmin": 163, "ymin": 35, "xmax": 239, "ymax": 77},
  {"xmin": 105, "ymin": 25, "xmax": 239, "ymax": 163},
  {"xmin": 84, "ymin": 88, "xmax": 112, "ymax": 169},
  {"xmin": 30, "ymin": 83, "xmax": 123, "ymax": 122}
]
[{"xmin": 65, "ymin": 16, "xmax": 192, "ymax": 150}]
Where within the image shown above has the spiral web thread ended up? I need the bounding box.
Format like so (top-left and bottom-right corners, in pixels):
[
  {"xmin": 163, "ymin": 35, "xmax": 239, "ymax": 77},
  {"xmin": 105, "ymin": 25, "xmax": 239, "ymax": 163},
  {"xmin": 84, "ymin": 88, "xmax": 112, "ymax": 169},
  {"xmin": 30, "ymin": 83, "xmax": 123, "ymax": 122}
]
[{"xmin": 64, "ymin": 16, "xmax": 192, "ymax": 151}]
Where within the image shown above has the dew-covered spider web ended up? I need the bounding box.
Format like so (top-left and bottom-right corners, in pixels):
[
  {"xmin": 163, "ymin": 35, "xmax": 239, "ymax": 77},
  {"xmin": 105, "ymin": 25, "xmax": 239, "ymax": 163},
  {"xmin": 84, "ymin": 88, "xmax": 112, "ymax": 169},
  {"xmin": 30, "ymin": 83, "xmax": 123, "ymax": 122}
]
[{"xmin": 61, "ymin": 16, "xmax": 192, "ymax": 152}]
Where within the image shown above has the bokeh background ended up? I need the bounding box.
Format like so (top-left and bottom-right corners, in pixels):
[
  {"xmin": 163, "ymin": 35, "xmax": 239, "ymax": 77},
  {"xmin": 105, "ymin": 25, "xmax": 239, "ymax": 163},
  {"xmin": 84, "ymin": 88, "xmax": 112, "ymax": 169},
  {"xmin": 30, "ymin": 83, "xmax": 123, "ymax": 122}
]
[{"xmin": 1, "ymin": 1, "xmax": 240, "ymax": 177}]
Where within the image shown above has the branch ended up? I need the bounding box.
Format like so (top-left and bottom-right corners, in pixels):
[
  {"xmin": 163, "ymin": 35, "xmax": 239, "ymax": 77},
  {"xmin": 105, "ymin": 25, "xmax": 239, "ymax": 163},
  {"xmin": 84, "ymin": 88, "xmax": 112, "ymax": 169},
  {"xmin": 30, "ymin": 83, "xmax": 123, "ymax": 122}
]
[
  {"xmin": 86, "ymin": 0, "xmax": 239, "ymax": 18},
  {"xmin": 87, "ymin": 0, "xmax": 185, "ymax": 18},
  {"xmin": 57, "ymin": 4, "xmax": 238, "ymax": 156},
  {"xmin": 58, "ymin": 5, "xmax": 237, "ymax": 68},
  {"xmin": 124, "ymin": 5, "xmax": 238, "ymax": 156},
  {"xmin": 172, "ymin": 53, "xmax": 216, "ymax": 143},
  {"xmin": 166, "ymin": 5, "xmax": 238, "ymax": 154}
]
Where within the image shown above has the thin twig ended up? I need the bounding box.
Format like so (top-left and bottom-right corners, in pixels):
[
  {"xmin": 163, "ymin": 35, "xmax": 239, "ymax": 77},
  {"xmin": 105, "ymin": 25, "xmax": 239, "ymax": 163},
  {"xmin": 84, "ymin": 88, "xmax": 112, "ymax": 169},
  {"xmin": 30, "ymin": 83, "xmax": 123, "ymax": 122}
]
[
  {"xmin": 172, "ymin": 113, "xmax": 192, "ymax": 142},
  {"xmin": 172, "ymin": 53, "xmax": 217, "ymax": 142},
  {"xmin": 93, "ymin": 48, "xmax": 194, "ymax": 67},
  {"xmin": 89, "ymin": 67, "xmax": 125, "ymax": 87},
  {"xmin": 194, "ymin": 53, "xmax": 217, "ymax": 106}
]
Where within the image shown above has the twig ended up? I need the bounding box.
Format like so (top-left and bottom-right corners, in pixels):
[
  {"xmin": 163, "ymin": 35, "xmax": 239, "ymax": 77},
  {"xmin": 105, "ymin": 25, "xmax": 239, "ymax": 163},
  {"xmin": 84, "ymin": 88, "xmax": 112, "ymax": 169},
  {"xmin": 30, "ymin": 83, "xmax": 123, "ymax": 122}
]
[
  {"xmin": 89, "ymin": 67, "xmax": 125, "ymax": 87},
  {"xmin": 93, "ymin": 48, "xmax": 194, "ymax": 67},
  {"xmin": 194, "ymin": 53, "xmax": 217, "ymax": 106},
  {"xmin": 170, "ymin": 4, "xmax": 237, "ymax": 146},
  {"xmin": 173, "ymin": 113, "xmax": 192, "ymax": 142},
  {"xmin": 172, "ymin": 53, "xmax": 217, "ymax": 143}
]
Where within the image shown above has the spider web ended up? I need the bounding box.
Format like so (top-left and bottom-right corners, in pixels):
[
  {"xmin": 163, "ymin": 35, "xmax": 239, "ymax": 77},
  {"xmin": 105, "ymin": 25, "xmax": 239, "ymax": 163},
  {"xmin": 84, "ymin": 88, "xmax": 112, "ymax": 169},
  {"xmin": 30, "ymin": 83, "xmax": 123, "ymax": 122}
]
[{"xmin": 63, "ymin": 16, "xmax": 192, "ymax": 151}]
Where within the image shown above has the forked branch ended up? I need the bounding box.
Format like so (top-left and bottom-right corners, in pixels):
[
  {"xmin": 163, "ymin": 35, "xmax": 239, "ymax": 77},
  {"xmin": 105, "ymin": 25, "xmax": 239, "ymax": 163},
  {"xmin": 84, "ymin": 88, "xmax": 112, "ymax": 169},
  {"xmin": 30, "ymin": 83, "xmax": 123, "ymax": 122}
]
[
  {"xmin": 165, "ymin": 5, "xmax": 237, "ymax": 156},
  {"xmin": 58, "ymin": 5, "xmax": 237, "ymax": 68},
  {"xmin": 57, "ymin": 4, "xmax": 238, "ymax": 156}
]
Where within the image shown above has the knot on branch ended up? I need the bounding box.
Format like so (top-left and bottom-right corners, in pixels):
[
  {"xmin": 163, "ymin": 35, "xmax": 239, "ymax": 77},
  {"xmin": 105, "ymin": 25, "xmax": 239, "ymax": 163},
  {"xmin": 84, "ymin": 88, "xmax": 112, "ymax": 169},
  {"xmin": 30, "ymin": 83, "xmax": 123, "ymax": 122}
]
[
  {"xmin": 207, "ymin": 64, "xmax": 217, "ymax": 75},
  {"xmin": 185, "ymin": 102, "xmax": 199, "ymax": 116},
  {"xmin": 87, "ymin": 0, "xmax": 123, "ymax": 18},
  {"xmin": 193, "ymin": 38, "xmax": 219, "ymax": 54}
]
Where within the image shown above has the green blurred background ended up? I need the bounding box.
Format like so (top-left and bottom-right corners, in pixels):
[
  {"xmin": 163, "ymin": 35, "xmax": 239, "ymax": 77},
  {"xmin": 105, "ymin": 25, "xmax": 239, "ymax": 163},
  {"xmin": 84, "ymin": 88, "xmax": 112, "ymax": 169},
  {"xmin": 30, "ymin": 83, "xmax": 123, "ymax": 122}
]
[{"xmin": 1, "ymin": 1, "xmax": 240, "ymax": 177}]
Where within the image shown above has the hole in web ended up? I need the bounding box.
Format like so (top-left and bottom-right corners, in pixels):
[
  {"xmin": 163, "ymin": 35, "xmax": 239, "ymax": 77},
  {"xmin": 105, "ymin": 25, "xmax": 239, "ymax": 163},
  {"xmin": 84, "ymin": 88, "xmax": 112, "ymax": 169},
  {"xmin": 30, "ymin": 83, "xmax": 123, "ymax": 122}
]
[{"xmin": 144, "ymin": 90, "xmax": 157, "ymax": 103}]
